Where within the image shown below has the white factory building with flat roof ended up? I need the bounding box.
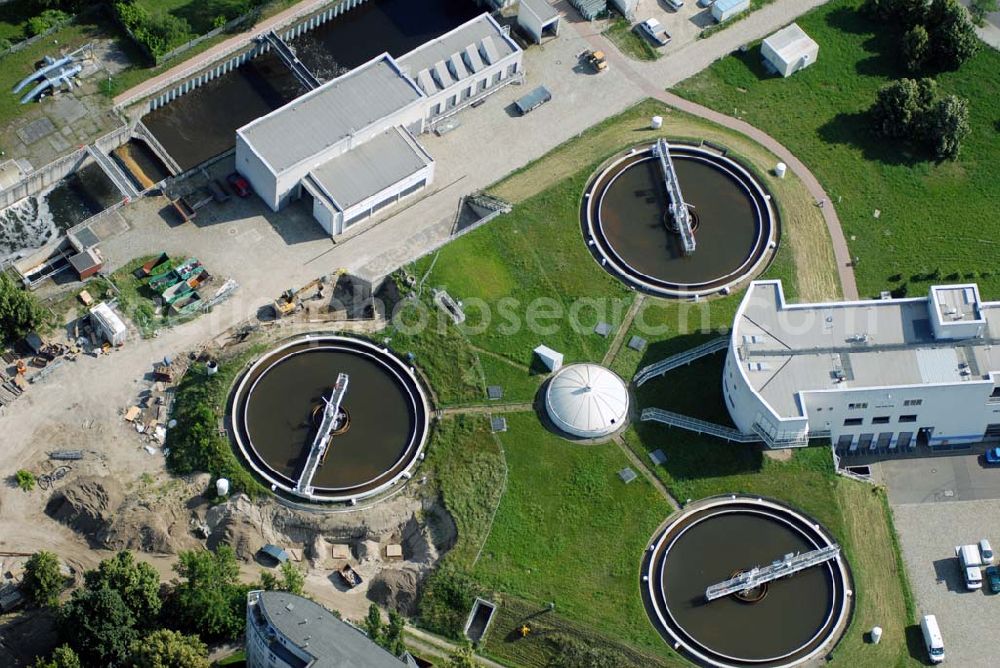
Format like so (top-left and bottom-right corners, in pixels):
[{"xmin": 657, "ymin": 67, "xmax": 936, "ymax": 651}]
[
  {"xmin": 724, "ymin": 281, "xmax": 1000, "ymax": 453},
  {"xmin": 235, "ymin": 13, "xmax": 522, "ymax": 237}
]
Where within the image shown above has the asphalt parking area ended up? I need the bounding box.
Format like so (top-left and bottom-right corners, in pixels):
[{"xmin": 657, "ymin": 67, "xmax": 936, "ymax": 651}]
[{"xmin": 878, "ymin": 451, "xmax": 1000, "ymax": 504}]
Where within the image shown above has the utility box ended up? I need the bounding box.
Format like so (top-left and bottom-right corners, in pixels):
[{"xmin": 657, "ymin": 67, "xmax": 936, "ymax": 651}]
[{"xmin": 761, "ymin": 23, "xmax": 819, "ymax": 77}]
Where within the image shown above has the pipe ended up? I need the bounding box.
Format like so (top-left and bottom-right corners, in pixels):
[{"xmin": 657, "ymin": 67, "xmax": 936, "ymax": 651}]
[{"xmin": 12, "ymin": 56, "xmax": 70, "ymax": 93}]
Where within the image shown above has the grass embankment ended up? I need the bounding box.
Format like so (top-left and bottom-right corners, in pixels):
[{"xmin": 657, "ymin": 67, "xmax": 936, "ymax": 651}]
[
  {"xmin": 390, "ymin": 99, "xmax": 836, "ymax": 407},
  {"xmin": 165, "ymin": 343, "xmax": 267, "ymax": 498},
  {"xmin": 675, "ymin": 0, "xmax": 1000, "ymax": 298},
  {"xmin": 603, "ymin": 17, "xmax": 660, "ymax": 61},
  {"xmin": 622, "ymin": 424, "xmax": 919, "ymax": 666},
  {"xmin": 422, "ymin": 413, "xmax": 682, "ymax": 666}
]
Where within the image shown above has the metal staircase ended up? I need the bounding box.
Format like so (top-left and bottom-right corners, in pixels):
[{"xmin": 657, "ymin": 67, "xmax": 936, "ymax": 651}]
[
  {"xmin": 640, "ymin": 408, "xmax": 761, "ymax": 443},
  {"xmin": 260, "ymin": 30, "xmax": 321, "ymax": 90},
  {"xmin": 633, "ymin": 336, "xmax": 728, "ymax": 386},
  {"xmin": 705, "ymin": 545, "xmax": 841, "ymax": 601},
  {"xmin": 295, "ymin": 373, "xmax": 349, "ymax": 496},
  {"xmin": 653, "ymin": 138, "xmax": 696, "ymax": 255}
]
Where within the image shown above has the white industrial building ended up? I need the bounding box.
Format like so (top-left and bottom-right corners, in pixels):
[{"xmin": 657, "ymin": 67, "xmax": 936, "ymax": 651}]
[
  {"xmin": 761, "ymin": 23, "xmax": 819, "ymax": 77},
  {"xmin": 236, "ymin": 13, "xmax": 522, "ymax": 236},
  {"xmin": 724, "ymin": 280, "xmax": 1000, "ymax": 453},
  {"xmin": 90, "ymin": 302, "xmax": 127, "ymax": 346},
  {"xmin": 712, "ymin": 0, "xmax": 750, "ymax": 23},
  {"xmin": 545, "ymin": 363, "xmax": 629, "ymax": 438}
]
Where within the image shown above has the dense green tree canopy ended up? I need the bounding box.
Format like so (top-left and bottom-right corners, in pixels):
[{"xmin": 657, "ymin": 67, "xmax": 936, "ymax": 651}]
[
  {"xmin": 84, "ymin": 551, "xmax": 162, "ymax": 625},
  {"xmin": 127, "ymin": 629, "xmax": 209, "ymax": 668},
  {"xmin": 23, "ymin": 551, "xmax": 63, "ymax": 607},
  {"xmin": 0, "ymin": 274, "xmax": 44, "ymax": 344},
  {"xmin": 166, "ymin": 546, "xmax": 249, "ymax": 641},
  {"xmin": 57, "ymin": 587, "xmax": 137, "ymax": 666}
]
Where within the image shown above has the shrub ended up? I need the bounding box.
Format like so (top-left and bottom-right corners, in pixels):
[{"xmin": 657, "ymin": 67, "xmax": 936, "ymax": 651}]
[
  {"xmin": 901, "ymin": 25, "xmax": 930, "ymax": 73},
  {"xmin": 15, "ymin": 469, "xmax": 36, "ymax": 492},
  {"xmin": 26, "ymin": 9, "xmax": 70, "ymax": 37},
  {"xmin": 417, "ymin": 568, "xmax": 476, "ymax": 639},
  {"xmin": 870, "ymin": 78, "xmax": 936, "ymax": 139},
  {"xmin": 925, "ymin": 0, "xmax": 980, "ymax": 70}
]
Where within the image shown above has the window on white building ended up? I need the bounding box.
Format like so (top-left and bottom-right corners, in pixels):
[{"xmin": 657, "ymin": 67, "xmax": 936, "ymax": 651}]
[
  {"xmin": 899, "ymin": 415, "xmax": 917, "ymax": 423},
  {"xmin": 904, "ymin": 399, "xmax": 923, "ymax": 406},
  {"xmin": 872, "ymin": 416, "xmax": 890, "ymax": 424},
  {"xmin": 844, "ymin": 418, "xmax": 863, "ymax": 426},
  {"xmin": 848, "ymin": 402, "xmax": 868, "ymax": 410}
]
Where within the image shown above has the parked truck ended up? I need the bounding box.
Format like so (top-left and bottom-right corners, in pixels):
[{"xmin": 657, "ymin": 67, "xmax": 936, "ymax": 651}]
[
  {"xmin": 638, "ymin": 18, "xmax": 671, "ymax": 46},
  {"xmin": 956, "ymin": 543, "xmax": 983, "ymax": 590}
]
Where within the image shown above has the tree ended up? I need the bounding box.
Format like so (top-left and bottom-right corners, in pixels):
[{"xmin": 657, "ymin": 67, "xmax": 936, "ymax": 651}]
[
  {"xmin": 127, "ymin": 629, "xmax": 209, "ymax": 668},
  {"xmin": 901, "ymin": 24, "xmax": 930, "ymax": 72},
  {"xmin": 23, "ymin": 551, "xmax": 63, "ymax": 606},
  {"xmin": 57, "ymin": 587, "xmax": 138, "ymax": 666},
  {"xmin": 862, "ymin": 0, "xmax": 928, "ymax": 24},
  {"xmin": 384, "ymin": 610, "xmax": 406, "ymax": 657},
  {"xmin": 257, "ymin": 562, "xmax": 303, "ymax": 594},
  {"xmin": 364, "ymin": 603, "xmax": 384, "ymax": 646},
  {"xmin": 15, "ymin": 469, "xmax": 36, "ymax": 492},
  {"xmin": 870, "ymin": 78, "xmax": 936, "ymax": 138},
  {"xmin": 166, "ymin": 546, "xmax": 249, "ymax": 641},
  {"xmin": 279, "ymin": 561, "xmax": 304, "ymax": 596},
  {"xmin": 921, "ymin": 94, "xmax": 971, "ymax": 160},
  {"xmin": 33, "ymin": 645, "xmax": 81, "ymax": 668},
  {"xmin": 84, "ymin": 551, "xmax": 162, "ymax": 626},
  {"xmin": 970, "ymin": 0, "xmax": 999, "ymax": 25},
  {"xmin": 0, "ymin": 273, "xmax": 44, "ymax": 344},
  {"xmin": 926, "ymin": 0, "xmax": 980, "ymax": 70}
]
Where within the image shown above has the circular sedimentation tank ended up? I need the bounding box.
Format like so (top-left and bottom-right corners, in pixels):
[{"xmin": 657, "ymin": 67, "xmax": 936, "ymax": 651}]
[
  {"xmin": 645, "ymin": 496, "xmax": 852, "ymax": 667},
  {"xmin": 230, "ymin": 335, "xmax": 429, "ymax": 503},
  {"xmin": 582, "ymin": 143, "xmax": 778, "ymax": 298}
]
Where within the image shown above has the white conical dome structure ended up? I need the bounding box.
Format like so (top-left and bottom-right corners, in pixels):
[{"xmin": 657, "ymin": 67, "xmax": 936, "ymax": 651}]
[{"xmin": 545, "ymin": 363, "xmax": 629, "ymax": 438}]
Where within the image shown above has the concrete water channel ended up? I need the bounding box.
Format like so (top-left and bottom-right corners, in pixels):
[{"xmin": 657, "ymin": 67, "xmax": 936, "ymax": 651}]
[{"xmin": 141, "ymin": 0, "xmax": 482, "ymax": 172}]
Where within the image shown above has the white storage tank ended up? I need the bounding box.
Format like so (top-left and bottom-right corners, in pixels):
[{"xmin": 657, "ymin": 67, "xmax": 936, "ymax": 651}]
[
  {"xmin": 775, "ymin": 162, "xmax": 787, "ymax": 178},
  {"xmin": 216, "ymin": 478, "xmax": 230, "ymax": 497},
  {"xmin": 651, "ymin": 115, "xmax": 663, "ymax": 129}
]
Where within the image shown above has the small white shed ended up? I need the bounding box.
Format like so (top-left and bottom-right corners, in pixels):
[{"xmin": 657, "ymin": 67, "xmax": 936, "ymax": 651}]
[
  {"xmin": 90, "ymin": 302, "xmax": 127, "ymax": 346},
  {"xmin": 533, "ymin": 344, "xmax": 563, "ymax": 372},
  {"xmin": 761, "ymin": 23, "xmax": 819, "ymax": 77},
  {"xmin": 518, "ymin": 0, "xmax": 560, "ymax": 44},
  {"xmin": 712, "ymin": 0, "xmax": 750, "ymax": 23}
]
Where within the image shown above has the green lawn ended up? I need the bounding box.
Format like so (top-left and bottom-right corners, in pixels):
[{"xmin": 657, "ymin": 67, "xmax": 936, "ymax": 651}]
[
  {"xmin": 675, "ymin": 0, "xmax": 1000, "ymax": 299},
  {"xmin": 471, "ymin": 413, "xmax": 676, "ymax": 659},
  {"xmin": 0, "ymin": 0, "xmax": 36, "ymax": 44},
  {"xmin": 134, "ymin": 0, "xmax": 264, "ymax": 40},
  {"xmin": 603, "ymin": 17, "xmax": 660, "ymax": 61}
]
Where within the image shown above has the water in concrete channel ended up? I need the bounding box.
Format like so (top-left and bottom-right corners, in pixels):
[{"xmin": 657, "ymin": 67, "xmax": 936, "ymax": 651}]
[
  {"xmin": 141, "ymin": 0, "xmax": 482, "ymax": 173},
  {"xmin": 290, "ymin": 0, "xmax": 481, "ymax": 78},
  {"xmin": 0, "ymin": 162, "xmax": 120, "ymax": 263},
  {"xmin": 141, "ymin": 52, "xmax": 304, "ymax": 172},
  {"xmin": 113, "ymin": 139, "xmax": 172, "ymax": 190}
]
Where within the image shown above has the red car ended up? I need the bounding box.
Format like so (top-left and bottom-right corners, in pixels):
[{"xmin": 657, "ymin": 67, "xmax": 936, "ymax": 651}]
[{"xmin": 227, "ymin": 172, "xmax": 251, "ymax": 197}]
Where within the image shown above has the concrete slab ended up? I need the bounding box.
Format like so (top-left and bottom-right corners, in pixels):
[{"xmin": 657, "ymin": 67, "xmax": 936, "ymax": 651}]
[
  {"xmin": 47, "ymin": 95, "xmax": 89, "ymax": 125},
  {"xmin": 16, "ymin": 118, "xmax": 56, "ymax": 145}
]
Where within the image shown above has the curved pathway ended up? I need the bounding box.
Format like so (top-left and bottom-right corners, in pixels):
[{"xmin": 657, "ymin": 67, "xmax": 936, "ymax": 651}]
[{"xmin": 571, "ymin": 6, "xmax": 858, "ymax": 299}]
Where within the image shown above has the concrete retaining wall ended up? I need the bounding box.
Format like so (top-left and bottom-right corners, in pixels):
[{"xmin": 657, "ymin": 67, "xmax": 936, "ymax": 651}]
[{"xmin": 0, "ymin": 148, "xmax": 87, "ymax": 210}]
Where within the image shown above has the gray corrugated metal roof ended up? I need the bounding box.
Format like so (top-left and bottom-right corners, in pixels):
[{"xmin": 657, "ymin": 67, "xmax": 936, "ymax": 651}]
[
  {"xmin": 397, "ymin": 13, "xmax": 517, "ymax": 80},
  {"xmin": 238, "ymin": 55, "xmax": 424, "ymax": 174},
  {"xmin": 309, "ymin": 127, "xmax": 431, "ymax": 211},
  {"xmin": 256, "ymin": 592, "xmax": 405, "ymax": 667},
  {"xmin": 521, "ymin": 0, "xmax": 560, "ymax": 22}
]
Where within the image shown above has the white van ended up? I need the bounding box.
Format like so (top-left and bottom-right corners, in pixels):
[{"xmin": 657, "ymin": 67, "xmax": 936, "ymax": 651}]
[{"xmin": 920, "ymin": 614, "xmax": 945, "ymax": 663}]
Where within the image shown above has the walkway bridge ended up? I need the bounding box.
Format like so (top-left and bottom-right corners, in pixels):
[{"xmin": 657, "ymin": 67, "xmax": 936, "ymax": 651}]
[
  {"xmin": 295, "ymin": 372, "xmax": 349, "ymax": 496},
  {"xmin": 260, "ymin": 30, "xmax": 321, "ymax": 91},
  {"xmin": 86, "ymin": 145, "xmax": 140, "ymax": 201},
  {"xmin": 633, "ymin": 336, "xmax": 728, "ymax": 386},
  {"xmin": 705, "ymin": 545, "xmax": 841, "ymax": 601},
  {"xmin": 653, "ymin": 138, "xmax": 695, "ymax": 255}
]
